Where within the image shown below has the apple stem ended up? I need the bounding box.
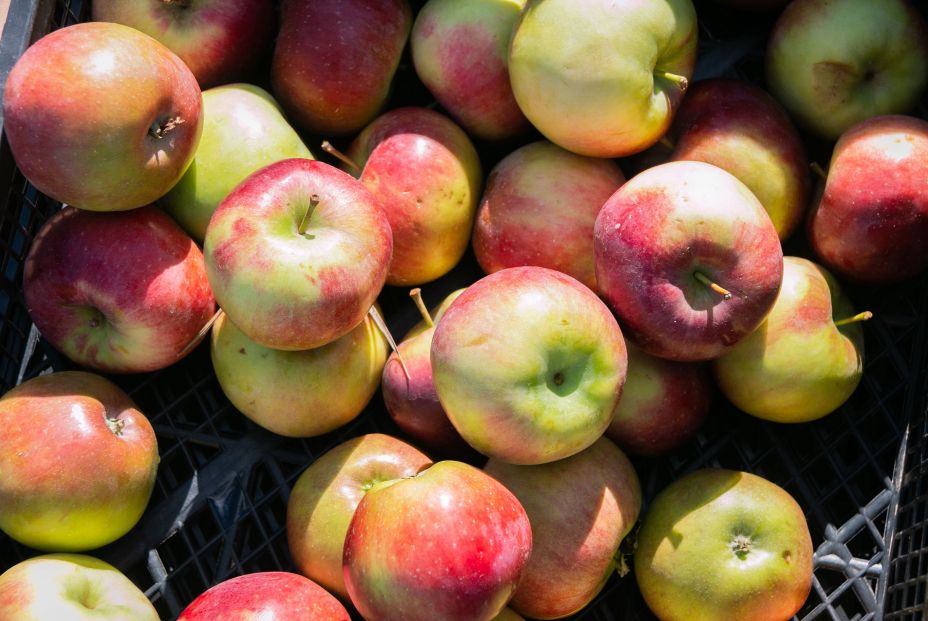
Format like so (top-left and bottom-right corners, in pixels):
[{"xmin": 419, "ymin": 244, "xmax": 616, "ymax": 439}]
[
  {"xmin": 321, "ymin": 140, "xmax": 361, "ymax": 173},
  {"xmin": 655, "ymin": 71, "xmax": 689, "ymax": 92},
  {"xmin": 149, "ymin": 116, "xmax": 186, "ymax": 140},
  {"xmin": 177, "ymin": 309, "xmax": 224, "ymax": 358},
  {"xmin": 693, "ymin": 271, "xmax": 733, "ymax": 300},
  {"xmin": 298, "ymin": 195, "xmax": 320, "ymax": 236},
  {"xmin": 409, "ymin": 288, "xmax": 434, "ymax": 327},
  {"xmin": 834, "ymin": 311, "xmax": 873, "ymax": 327},
  {"xmin": 810, "ymin": 162, "xmax": 829, "ymax": 180},
  {"xmin": 368, "ymin": 305, "xmax": 410, "ymax": 380},
  {"xmin": 659, "ymin": 135, "xmax": 675, "ymax": 150}
]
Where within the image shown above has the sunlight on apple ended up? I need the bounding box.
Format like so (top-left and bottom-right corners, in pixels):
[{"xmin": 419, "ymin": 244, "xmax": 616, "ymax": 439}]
[{"xmin": 86, "ymin": 48, "xmax": 116, "ymax": 78}]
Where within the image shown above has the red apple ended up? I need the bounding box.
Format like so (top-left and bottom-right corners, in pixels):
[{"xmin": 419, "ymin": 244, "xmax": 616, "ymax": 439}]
[
  {"xmin": 177, "ymin": 572, "xmax": 349, "ymax": 621},
  {"xmin": 347, "ymin": 107, "xmax": 483, "ymax": 286},
  {"xmin": 287, "ymin": 434, "xmax": 432, "ymax": 600},
  {"xmin": 204, "ymin": 158, "xmax": 392, "ymax": 350},
  {"xmin": 669, "ymin": 79, "xmax": 810, "ymax": 240},
  {"xmin": 343, "ymin": 460, "xmax": 532, "ymax": 621},
  {"xmin": 472, "ymin": 140, "xmax": 625, "ymax": 290},
  {"xmin": 808, "ymin": 115, "xmax": 928, "ymax": 284},
  {"xmin": 594, "ymin": 161, "xmax": 783, "ymax": 361},
  {"xmin": 3, "ymin": 22, "xmax": 201, "ymax": 211},
  {"xmin": 607, "ymin": 342, "xmax": 712, "ymax": 456},
  {"xmin": 0, "ymin": 372, "xmax": 159, "ymax": 551},
  {"xmin": 410, "ymin": 0, "xmax": 530, "ymax": 141},
  {"xmin": 92, "ymin": 0, "xmax": 276, "ymax": 89},
  {"xmin": 484, "ymin": 437, "xmax": 642, "ymax": 619},
  {"xmin": 24, "ymin": 206, "xmax": 216, "ymax": 373},
  {"xmin": 271, "ymin": 0, "xmax": 412, "ymax": 135}
]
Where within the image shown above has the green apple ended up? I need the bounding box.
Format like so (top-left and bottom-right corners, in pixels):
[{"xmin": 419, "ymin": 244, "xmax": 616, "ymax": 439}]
[
  {"xmin": 508, "ymin": 0, "xmax": 697, "ymax": 157},
  {"xmin": 162, "ymin": 83, "xmax": 313, "ymax": 241},
  {"xmin": 713, "ymin": 256, "xmax": 868, "ymax": 423},
  {"xmin": 635, "ymin": 469, "xmax": 813, "ymax": 621},
  {"xmin": 431, "ymin": 266, "xmax": 628, "ymax": 465},
  {"xmin": 210, "ymin": 310, "xmax": 388, "ymax": 437},
  {"xmin": 0, "ymin": 554, "xmax": 159, "ymax": 620},
  {"xmin": 767, "ymin": 0, "xmax": 928, "ymax": 139}
]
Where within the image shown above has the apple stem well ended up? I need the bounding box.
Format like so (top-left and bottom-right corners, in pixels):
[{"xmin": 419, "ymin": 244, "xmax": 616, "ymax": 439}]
[
  {"xmin": 148, "ymin": 116, "xmax": 186, "ymax": 140},
  {"xmin": 655, "ymin": 71, "xmax": 689, "ymax": 92},
  {"xmin": 368, "ymin": 305, "xmax": 410, "ymax": 380},
  {"xmin": 693, "ymin": 271, "xmax": 733, "ymax": 300},
  {"xmin": 834, "ymin": 311, "xmax": 874, "ymax": 327},
  {"xmin": 321, "ymin": 140, "xmax": 361, "ymax": 173},
  {"xmin": 409, "ymin": 288, "xmax": 434, "ymax": 327},
  {"xmin": 298, "ymin": 195, "xmax": 320, "ymax": 236}
]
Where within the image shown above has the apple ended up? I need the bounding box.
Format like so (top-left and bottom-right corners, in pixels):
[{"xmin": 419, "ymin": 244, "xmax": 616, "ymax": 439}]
[
  {"xmin": 431, "ymin": 266, "xmax": 627, "ymax": 465},
  {"xmin": 484, "ymin": 437, "xmax": 642, "ymax": 619},
  {"xmin": 177, "ymin": 572, "xmax": 349, "ymax": 620},
  {"xmin": 766, "ymin": 0, "xmax": 928, "ymax": 139},
  {"xmin": 714, "ymin": 257, "xmax": 868, "ymax": 423},
  {"xmin": 382, "ymin": 289, "xmax": 473, "ymax": 455},
  {"xmin": 204, "ymin": 158, "xmax": 393, "ymax": 350},
  {"xmin": 24, "ymin": 206, "xmax": 216, "ymax": 373},
  {"xmin": 346, "ymin": 107, "xmax": 482, "ymax": 286},
  {"xmin": 3, "ymin": 22, "xmax": 201, "ymax": 212},
  {"xmin": 287, "ymin": 433, "xmax": 432, "ymax": 600},
  {"xmin": 161, "ymin": 83, "xmax": 314, "ymax": 242},
  {"xmin": 808, "ymin": 115, "xmax": 928, "ymax": 284},
  {"xmin": 508, "ymin": 0, "xmax": 697, "ymax": 157},
  {"xmin": 0, "ymin": 554, "xmax": 159, "ymax": 620},
  {"xmin": 635, "ymin": 469, "xmax": 813, "ymax": 621},
  {"xmin": 343, "ymin": 460, "xmax": 532, "ymax": 621},
  {"xmin": 668, "ymin": 79, "xmax": 810, "ymax": 240},
  {"xmin": 0, "ymin": 372, "xmax": 158, "ymax": 551},
  {"xmin": 271, "ymin": 0, "xmax": 412, "ymax": 136},
  {"xmin": 594, "ymin": 161, "xmax": 784, "ymax": 362},
  {"xmin": 472, "ymin": 140, "xmax": 625, "ymax": 290},
  {"xmin": 607, "ymin": 342, "xmax": 712, "ymax": 456},
  {"xmin": 211, "ymin": 309, "xmax": 387, "ymax": 437},
  {"xmin": 410, "ymin": 0, "xmax": 529, "ymax": 141},
  {"xmin": 92, "ymin": 0, "xmax": 276, "ymax": 89}
]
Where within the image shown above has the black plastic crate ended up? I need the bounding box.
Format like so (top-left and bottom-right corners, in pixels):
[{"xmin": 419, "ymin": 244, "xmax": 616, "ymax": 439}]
[{"xmin": 1, "ymin": 1, "xmax": 927, "ymax": 620}]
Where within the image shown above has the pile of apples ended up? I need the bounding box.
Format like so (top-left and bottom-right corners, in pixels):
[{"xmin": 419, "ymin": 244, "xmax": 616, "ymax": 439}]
[{"xmin": 0, "ymin": 0, "xmax": 926, "ymax": 619}]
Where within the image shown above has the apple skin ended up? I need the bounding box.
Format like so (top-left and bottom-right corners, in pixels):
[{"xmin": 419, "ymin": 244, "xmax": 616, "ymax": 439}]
[
  {"xmin": 669, "ymin": 79, "xmax": 810, "ymax": 240},
  {"xmin": 607, "ymin": 343, "xmax": 712, "ymax": 456},
  {"xmin": 484, "ymin": 437, "xmax": 642, "ymax": 620},
  {"xmin": 24, "ymin": 206, "xmax": 216, "ymax": 373},
  {"xmin": 411, "ymin": 0, "xmax": 529, "ymax": 141},
  {"xmin": 204, "ymin": 158, "xmax": 393, "ymax": 350},
  {"xmin": 177, "ymin": 572, "xmax": 350, "ymax": 621},
  {"xmin": 3, "ymin": 22, "xmax": 202, "ymax": 211},
  {"xmin": 347, "ymin": 107, "xmax": 483, "ymax": 286},
  {"xmin": 508, "ymin": 0, "xmax": 697, "ymax": 157},
  {"xmin": 635, "ymin": 469, "xmax": 813, "ymax": 621},
  {"xmin": 381, "ymin": 289, "xmax": 473, "ymax": 455},
  {"xmin": 0, "ymin": 372, "xmax": 158, "ymax": 552},
  {"xmin": 271, "ymin": 0, "xmax": 412, "ymax": 135},
  {"xmin": 472, "ymin": 140, "xmax": 625, "ymax": 290},
  {"xmin": 210, "ymin": 309, "xmax": 387, "ymax": 437},
  {"xmin": 162, "ymin": 83, "xmax": 314, "ymax": 242},
  {"xmin": 92, "ymin": 0, "xmax": 276, "ymax": 89},
  {"xmin": 766, "ymin": 0, "xmax": 928, "ymax": 139},
  {"xmin": 287, "ymin": 433, "xmax": 432, "ymax": 600},
  {"xmin": 808, "ymin": 115, "xmax": 928, "ymax": 284},
  {"xmin": 594, "ymin": 161, "xmax": 784, "ymax": 362},
  {"xmin": 0, "ymin": 554, "xmax": 159, "ymax": 621},
  {"xmin": 431, "ymin": 266, "xmax": 627, "ymax": 465},
  {"xmin": 343, "ymin": 460, "xmax": 532, "ymax": 621},
  {"xmin": 713, "ymin": 257, "xmax": 865, "ymax": 423}
]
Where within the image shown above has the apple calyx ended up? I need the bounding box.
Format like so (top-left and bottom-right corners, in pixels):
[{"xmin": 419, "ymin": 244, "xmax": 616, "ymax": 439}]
[
  {"xmin": 730, "ymin": 534, "xmax": 753, "ymax": 560},
  {"xmin": 177, "ymin": 308, "xmax": 224, "ymax": 358},
  {"xmin": 810, "ymin": 162, "xmax": 828, "ymax": 181},
  {"xmin": 655, "ymin": 71, "xmax": 689, "ymax": 92},
  {"xmin": 105, "ymin": 415, "xmax": 126, "ymax": 436},
  {"xmin": 298, "ymin": 195, "xmax": 321, "ymax": 236},
  {"xmin": 148, "ymin": 116, "xmax": 186, "ymax": 140},
  {"xmin": 552, "ymin": 371, "xmax": 566, "ymax": 386},
  {"xmin": 368, "ymin": 305, "xmax": 410, "ymax": 380},
  {"xmin": 693, "ymin": 271, "xmax": 733, "ymax": 300},
  {"xmin": 410, "ymin": 288, "xmax": 434, "ymax": 328},
  {"xmin": 834, "ymin": 310, "xmax": 873, "ymax": 327},
  {"xmin": 321, "ymin": 140, "xmax": 361, "ymax": 173}
]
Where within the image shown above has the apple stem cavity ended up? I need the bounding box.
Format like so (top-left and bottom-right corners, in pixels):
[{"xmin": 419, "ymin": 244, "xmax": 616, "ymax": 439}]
[
  {"xmin": 810, "ymin": 161, "xmax": 829, "ymax": 181},
  {"xmin": 321, "ymin": 140, "xmax": 361, "ymax": 173},
  {"xmin": 693, "ymin": 271, "xmax": 733, "ymax": 300},
  {"xmin": 655, "ymin": 71, "xmax": 689, "ymax": 92},
  {"xmin": 177, "ymin": 309, "xmax": 224, "ymax": 358},
  {"xmin": 834, "ymin": 310, "xmax": 873, "ymax": 327},
  {"xmin": 368, "ymin": 305, "xmax": 410, "ymax": 380},
  {"xmin": 298, "ymin": 194, "xmax": 320, "ymax": 236},
  {"xmin": 409, "ymin": 288, "xmax": 434, "ymax": 327},
  {"xmin": 149, "ymin": 116, "xmax": 186, "ymax": 140}
]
